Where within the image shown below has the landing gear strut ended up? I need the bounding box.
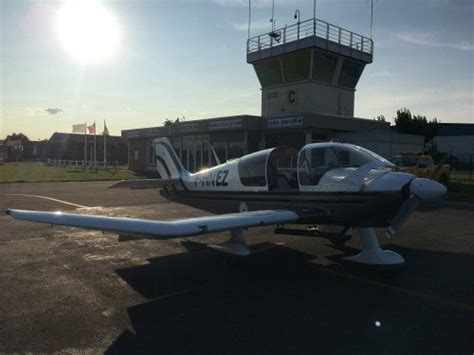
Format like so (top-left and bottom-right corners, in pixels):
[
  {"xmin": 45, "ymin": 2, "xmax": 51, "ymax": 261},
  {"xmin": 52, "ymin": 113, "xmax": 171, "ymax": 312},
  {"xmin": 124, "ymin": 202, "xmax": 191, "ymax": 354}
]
[
  {"xmin": 208, "ymin": 229, "xmax": 251, "ymax": 256},
  {"xmin": 329, "ymin": 226, "xmax": 352, "ymax": 246},
  {"xmin": 344, "ymin": 227, "xmax": 405, "ymax": 266}
]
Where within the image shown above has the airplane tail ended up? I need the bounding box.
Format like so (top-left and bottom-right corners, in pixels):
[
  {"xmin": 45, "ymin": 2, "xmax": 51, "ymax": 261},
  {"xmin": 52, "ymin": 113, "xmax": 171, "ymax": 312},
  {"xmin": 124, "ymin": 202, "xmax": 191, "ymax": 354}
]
[{"xmin": 154, "ymin": 137, "xmax": 189, "ymax": 179}]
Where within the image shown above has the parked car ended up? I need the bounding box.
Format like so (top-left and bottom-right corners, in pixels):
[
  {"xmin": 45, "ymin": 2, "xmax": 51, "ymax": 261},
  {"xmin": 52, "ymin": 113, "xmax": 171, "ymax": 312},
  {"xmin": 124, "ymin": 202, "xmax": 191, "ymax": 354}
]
[{"xmin": 390, "ymin": 153, "xmax": 450, "ymax": 186}]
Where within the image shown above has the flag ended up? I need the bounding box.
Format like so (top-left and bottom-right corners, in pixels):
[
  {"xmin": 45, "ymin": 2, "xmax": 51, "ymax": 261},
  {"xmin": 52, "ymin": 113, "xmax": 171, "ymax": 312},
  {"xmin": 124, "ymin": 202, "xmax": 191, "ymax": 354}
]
[
  {"xmin": 87, "ymin": 123, "xmax": 96, "ymax": 134},
  {"xmin": 72, "ymin": 123, "xmax": 86, "ymax": 133},
  {"xmin": 103, "ymin": 122, "xmax": 109, "ymax": 135}
]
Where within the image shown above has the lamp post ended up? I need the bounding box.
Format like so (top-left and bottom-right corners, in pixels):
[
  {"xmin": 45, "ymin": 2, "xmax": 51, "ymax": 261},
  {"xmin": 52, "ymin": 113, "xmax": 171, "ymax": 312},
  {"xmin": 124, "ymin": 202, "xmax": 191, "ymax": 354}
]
[{"xmin": 294, "ymin": 10, "xmax": 300, "ymax": 39}]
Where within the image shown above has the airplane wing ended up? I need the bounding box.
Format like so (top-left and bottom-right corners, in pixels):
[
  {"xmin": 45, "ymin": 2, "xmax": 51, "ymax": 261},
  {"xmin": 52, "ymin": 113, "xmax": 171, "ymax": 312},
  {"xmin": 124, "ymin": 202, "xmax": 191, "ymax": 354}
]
[
  {"xmin": 6, "ymin": 209, "xmax": 299, "ymax": 239},
  {"xmin": 108, "ymin": 178, "xmax": 179, "ymax": 189}
]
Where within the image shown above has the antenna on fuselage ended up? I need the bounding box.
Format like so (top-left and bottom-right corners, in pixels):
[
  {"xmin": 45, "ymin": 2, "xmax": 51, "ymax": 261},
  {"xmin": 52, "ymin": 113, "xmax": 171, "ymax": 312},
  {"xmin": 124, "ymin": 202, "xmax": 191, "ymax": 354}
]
[
  {"xmin": 210, "ymin": 144, "xmax": 221, "ymax": 166},
  {"xmin": 370, "ymin": 0, "xmax": 374, "ymax": 39}
]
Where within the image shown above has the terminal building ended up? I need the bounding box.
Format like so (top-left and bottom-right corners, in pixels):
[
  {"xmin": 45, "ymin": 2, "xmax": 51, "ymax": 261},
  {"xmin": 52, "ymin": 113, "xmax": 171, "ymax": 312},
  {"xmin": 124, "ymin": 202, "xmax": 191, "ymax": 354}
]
[{"xmin": 123, "ymin": 17, "xmax": 423, "ymax": 173}]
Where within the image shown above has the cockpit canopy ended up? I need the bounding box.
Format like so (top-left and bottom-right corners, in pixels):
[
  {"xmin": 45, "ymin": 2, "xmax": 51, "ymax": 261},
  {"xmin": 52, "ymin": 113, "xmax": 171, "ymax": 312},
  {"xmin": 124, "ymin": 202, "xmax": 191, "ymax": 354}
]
[
  {"xmin": 298, "ymin": 143, "xmax": 392, "ymax": 186},
  {"xmin": 298, "ymin": 143, "xmax": 392, "ymax": 185},
  {"xmin": 237, "ymin": 143, "xmax": 392, "ymax": 190}
]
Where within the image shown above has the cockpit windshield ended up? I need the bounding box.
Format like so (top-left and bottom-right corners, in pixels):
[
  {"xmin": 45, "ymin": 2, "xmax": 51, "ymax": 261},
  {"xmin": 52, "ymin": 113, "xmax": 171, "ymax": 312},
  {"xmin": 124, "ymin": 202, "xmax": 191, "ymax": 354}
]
[
  {"xmin": 390, "ymin": 155, "xmax": 419, "ymax": 167},
  {"xmin": 298, "ymin": 144, "xmax": 392, "ymax": 186}
]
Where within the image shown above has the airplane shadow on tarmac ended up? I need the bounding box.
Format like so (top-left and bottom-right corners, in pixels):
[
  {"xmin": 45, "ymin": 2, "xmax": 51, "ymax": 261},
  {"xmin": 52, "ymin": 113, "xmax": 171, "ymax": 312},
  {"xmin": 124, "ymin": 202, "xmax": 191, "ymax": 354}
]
[{"xmin": 105, "ymin": 242, "xmax": 474, "ymax": 355}]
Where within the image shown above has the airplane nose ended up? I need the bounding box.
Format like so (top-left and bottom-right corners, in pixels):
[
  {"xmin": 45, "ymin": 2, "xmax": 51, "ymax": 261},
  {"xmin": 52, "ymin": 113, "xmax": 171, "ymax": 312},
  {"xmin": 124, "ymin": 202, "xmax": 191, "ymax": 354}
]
[{"xmin": 410, "ymin": 178, "xmax": 447, "ymax": 200}]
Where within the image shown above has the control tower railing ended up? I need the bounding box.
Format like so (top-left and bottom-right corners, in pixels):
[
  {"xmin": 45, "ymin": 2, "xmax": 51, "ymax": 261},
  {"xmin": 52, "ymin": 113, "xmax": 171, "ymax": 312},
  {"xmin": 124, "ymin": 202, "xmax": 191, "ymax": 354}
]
[{"xmin": 247, "ymin": 18, "xmax": 373, "ymax": 56}]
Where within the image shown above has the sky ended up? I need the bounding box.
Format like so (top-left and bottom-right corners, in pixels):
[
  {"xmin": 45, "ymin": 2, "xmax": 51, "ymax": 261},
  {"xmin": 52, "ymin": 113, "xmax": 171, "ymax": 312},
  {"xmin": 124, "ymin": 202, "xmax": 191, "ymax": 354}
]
[{"xmin": 0, "ymin": 0, "xmax": 473, "ymax": 140}]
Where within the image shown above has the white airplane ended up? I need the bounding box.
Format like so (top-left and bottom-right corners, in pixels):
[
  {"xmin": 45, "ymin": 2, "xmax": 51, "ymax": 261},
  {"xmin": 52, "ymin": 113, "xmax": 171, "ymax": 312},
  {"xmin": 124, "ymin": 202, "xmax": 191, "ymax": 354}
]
[{"xmin": 6, "ymin": 138, "xmax": 446, "ymax": 266}]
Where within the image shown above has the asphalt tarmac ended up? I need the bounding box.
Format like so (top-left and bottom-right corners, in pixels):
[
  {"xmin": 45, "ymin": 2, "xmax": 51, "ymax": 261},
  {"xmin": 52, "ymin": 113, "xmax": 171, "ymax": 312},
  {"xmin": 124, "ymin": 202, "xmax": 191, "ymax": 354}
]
[{"xmin": 0, "ymin": 181, "xmax": 473, "ymax": 354}]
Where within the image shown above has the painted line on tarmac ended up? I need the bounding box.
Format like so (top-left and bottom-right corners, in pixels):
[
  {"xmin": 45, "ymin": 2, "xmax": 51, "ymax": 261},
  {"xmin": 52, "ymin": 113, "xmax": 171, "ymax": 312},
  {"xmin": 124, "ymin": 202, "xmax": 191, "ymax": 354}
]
[
  {"xmin": 0, "ymin": 193, "xmax": 89, "ymax": 209},
  {"xmin": 315, "ymin": 266, "xmax": 474, "ymax": 313}
]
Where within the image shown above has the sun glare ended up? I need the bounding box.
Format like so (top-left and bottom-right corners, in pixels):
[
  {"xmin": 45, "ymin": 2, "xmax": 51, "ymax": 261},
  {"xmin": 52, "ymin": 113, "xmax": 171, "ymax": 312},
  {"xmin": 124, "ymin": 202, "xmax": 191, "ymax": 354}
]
[{"xmin": 56, "ymin": 1, "xmax": 120, "ymax": 64}]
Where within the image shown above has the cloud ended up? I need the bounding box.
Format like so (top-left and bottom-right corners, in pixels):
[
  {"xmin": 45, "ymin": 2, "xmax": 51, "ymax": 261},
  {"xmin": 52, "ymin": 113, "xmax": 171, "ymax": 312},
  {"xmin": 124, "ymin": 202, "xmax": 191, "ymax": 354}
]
[
  {"xmin": 44, "ymin": 107, "xmax": 64, "ymax": 115},
  {"xmin": 396, "ymin": 32, "xmax": 474, "ymax": 51},
  {"xmin": 25, "ymin": 107, "xmax": 44, "ymax": 116}
]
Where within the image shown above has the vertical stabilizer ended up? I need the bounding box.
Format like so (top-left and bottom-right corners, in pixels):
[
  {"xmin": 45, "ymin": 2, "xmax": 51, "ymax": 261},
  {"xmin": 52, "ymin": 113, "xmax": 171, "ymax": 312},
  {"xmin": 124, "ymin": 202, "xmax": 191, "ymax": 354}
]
[{"xmin": 154, "ymin": 138, "xmax": 188, "ymax": 179}]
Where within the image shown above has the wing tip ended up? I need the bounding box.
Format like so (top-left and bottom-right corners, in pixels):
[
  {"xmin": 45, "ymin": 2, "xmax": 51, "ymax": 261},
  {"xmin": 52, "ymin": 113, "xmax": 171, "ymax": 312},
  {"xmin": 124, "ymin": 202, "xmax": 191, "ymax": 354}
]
[{"xmin": 1, "ymin": 209, "xmax": 13, "ymax": 217}]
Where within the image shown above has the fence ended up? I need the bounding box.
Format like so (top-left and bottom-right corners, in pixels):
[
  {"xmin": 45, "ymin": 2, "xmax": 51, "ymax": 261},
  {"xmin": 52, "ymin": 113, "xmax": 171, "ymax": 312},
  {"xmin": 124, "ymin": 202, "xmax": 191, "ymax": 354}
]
[
  {"xmin": 447, "ymin": 154, "xmax": 473, "ymax": 181},
  {"xmin": 247, "ymin": 17, "xmax": 373, "ymax": 56},
  {"xmin": 45, "ymin": 158, "xmax": 119, "ymax": 170}
]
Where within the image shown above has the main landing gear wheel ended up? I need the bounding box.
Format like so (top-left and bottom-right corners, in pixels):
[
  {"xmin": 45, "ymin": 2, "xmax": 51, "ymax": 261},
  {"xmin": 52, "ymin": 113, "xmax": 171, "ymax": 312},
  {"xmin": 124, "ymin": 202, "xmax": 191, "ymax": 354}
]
[{"xmin": 344, "ymin": 228, "xmax": 405, "ymax": 267}]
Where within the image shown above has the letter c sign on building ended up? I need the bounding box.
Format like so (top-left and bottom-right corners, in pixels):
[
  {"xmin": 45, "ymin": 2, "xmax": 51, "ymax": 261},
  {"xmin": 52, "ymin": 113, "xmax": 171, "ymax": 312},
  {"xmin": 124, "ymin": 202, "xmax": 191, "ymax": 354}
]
[{"xmin": 288, "ymin": 90, "xmax": 296, "ymax": 104}]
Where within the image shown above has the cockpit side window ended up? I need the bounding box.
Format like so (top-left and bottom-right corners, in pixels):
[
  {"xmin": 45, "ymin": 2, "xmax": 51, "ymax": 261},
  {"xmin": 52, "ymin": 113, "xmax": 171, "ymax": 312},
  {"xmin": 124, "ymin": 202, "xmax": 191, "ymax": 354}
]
[
  {"xmin": 267, "ymin": 147, "xmax": 299, "ymax": 190},
  {"xmin": 238, "ymin": 151, "xmax": 268, "ymax": 186}
]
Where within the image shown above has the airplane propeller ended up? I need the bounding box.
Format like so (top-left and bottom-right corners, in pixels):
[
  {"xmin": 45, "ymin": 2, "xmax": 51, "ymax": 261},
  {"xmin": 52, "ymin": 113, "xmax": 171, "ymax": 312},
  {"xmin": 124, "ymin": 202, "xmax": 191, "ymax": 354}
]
[
  {"xmin": 385, "ymin": 193, "xmax": 421, "ymax": 239},
  {"xmin": 385, "ymin": 178, "xmax": 446, "ymax": 239}
]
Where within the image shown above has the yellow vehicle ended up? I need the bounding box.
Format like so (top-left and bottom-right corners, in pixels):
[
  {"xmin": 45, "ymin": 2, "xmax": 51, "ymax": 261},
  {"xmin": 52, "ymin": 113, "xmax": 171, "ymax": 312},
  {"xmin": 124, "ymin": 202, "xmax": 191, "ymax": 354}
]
[{"xmin": 390, "ymin": 153, "xmax": 450, "ymax": 186}]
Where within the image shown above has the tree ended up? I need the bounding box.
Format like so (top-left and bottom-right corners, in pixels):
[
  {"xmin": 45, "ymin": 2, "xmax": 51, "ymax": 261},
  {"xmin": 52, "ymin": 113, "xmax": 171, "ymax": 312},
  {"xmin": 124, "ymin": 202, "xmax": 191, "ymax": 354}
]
[
  {"xmin": 394, "ymin": 108, "xmax": 413, "ymax": 134},
  {"xmin": 163, "ymin": 117, "xmax": 186, "ymax": 126},
  {"xmin": 6, "ymin": 133, "xmax": 30, "ymax": 144},
  {"xmin": 374, "ymin": 115, "xmax": 386, "ymax": 122},
  {"xmin": 394, "ymin": 108, "xmax": 439, "ymax": 143}
]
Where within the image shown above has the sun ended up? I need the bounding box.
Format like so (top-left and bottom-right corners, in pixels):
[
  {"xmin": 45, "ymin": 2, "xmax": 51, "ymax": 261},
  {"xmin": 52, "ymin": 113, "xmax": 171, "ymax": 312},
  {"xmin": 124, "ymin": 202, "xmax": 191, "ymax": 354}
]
[{"xmin": 56, "ymin": 1, "xmax": 120, "ymax": 64}]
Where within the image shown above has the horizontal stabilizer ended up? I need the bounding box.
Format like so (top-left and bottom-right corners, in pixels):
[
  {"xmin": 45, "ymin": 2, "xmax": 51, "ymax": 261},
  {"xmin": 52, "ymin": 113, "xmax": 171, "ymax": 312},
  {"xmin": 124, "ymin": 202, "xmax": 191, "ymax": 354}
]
[
  {"xmin": 6, "ymin": 209, "xmax": 299, "ymax": 239},
  {"xmin": 108, "ymin": 178, "xmax": 179, "ymax": 189}
]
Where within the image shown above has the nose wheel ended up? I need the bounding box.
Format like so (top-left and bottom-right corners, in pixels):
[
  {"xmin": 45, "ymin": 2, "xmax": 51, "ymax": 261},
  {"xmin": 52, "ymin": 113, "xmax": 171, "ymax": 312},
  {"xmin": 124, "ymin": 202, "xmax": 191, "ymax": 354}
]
[{"xmin": 344, "ymin": 228, "xmax": 405, "ymax": 266}]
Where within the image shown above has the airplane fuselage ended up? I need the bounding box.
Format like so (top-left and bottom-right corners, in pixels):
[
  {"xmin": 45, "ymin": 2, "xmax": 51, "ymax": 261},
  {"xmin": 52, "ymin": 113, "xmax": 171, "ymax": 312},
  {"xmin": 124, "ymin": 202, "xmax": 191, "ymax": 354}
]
[
  {"xmin": 163, "ymin": 187, "xmax": 403, "ymax": 228},
  {"xmin": 154, "ymin": 139, "xmax": 445, "ymax": 230}
]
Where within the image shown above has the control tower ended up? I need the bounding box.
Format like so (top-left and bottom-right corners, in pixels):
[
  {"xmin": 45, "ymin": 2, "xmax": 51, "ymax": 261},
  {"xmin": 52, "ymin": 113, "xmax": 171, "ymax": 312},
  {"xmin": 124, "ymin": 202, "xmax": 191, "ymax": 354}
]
[{"xmin": 247, "ymin": 17, "xmax": 373, "ymax": 117}]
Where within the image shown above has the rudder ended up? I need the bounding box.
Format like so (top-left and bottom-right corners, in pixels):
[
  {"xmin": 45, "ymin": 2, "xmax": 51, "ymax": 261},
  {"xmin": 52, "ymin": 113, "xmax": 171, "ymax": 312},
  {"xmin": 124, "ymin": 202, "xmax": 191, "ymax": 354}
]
[{"xmin": 154, "ymin": 138, "xmax": 188, "ymax": 179}]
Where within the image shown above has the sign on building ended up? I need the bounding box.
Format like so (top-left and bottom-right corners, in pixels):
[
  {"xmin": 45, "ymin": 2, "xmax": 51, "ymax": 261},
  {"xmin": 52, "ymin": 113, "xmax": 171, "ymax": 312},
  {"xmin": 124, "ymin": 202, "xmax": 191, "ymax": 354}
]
[
  {"xmin": 178, "ymin": 123, "xmax": 199, "ymax": 132},
  {"xmin": 267, "ymin": 116, "xmax": 303, "ymax": 128},
  {"xmin": 209, "ymin": 119, "xmax": 243, "ymax": 130}
]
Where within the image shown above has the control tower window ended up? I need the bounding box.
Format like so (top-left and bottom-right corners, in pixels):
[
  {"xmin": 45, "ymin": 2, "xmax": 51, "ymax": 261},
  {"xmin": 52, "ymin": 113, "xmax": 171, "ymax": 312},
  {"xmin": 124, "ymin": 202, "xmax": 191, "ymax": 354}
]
[
  {"xmin": 281, "ymin": 49, "xmax": 311, "ymax": 83},
  {"xmin": 338, "ymin": 59, "xmax": 364, "ymax": 88},
  {"xmin": 312, "ymin": 52, "xmax": 338, "ymax": 83},
  {"xmin": 253, "ymin": 58, "xmax": 283, "ymax": 88}
]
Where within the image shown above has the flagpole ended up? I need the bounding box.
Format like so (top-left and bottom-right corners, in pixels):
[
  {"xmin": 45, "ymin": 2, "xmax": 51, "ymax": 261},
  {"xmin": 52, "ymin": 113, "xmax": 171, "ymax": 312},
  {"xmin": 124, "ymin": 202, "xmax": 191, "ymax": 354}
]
[
  {"xmin": 84, "ymin": 122, "xmax": 87, "ymax": 169},
  {"xmin": 103, "ymin": 120, "xmax": 107, "ymax": 169},
  {"xmin": 93, "ymin": 121, "xmax": 97, "ymax": 168}
]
